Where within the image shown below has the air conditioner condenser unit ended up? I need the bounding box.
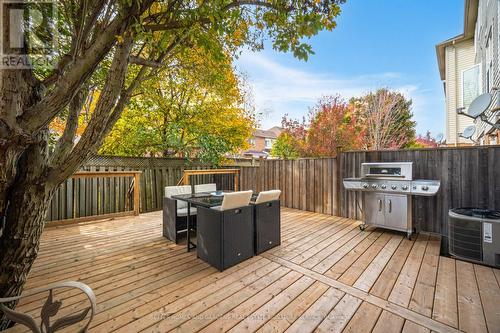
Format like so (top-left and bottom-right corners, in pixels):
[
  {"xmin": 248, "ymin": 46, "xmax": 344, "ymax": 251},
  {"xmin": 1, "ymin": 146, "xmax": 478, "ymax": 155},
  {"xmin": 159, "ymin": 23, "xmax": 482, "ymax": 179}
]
[{"xmin": 449, "ymin": 208, "xmax": 500, "ymax": 267}]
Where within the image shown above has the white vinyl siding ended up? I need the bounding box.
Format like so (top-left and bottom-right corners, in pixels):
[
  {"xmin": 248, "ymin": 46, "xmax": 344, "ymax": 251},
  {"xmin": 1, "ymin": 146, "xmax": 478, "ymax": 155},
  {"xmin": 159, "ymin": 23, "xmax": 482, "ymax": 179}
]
[
  {"xmin": 441, "ymin": 0, "xmax": 500, "ymax": 144},
  {"xmin": 475, "ymin": 0, "xmax": 500, "ymax": 137},
  {"xmin": 444, "ymin": 39, "xmax": 476, "ymax": 144}
]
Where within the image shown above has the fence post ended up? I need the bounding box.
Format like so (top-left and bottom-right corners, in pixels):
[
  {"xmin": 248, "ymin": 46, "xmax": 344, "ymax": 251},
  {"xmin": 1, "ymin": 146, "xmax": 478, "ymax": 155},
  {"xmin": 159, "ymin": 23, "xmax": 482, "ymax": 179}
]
[
  {"xmin": 182, "ymin": 171, "xmax": 190, "ymax": 185},
  {"xmin": 234, "ymin": 169, "xmax": 239, "ymax": 191},
  {"xmin": 333, "ymin": 148, "xmax": 344, "ymax": 216},
  {"xmin": 133, "ymin": 172, "xmax": 141, "ymax": 215}
]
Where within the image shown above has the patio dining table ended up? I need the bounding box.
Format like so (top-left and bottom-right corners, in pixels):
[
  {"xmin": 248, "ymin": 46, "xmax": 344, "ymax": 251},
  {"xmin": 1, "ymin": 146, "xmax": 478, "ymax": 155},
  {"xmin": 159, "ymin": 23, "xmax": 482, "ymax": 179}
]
[{"xmin": 171, "ymin": 191, "xmax": 257, "ymax": 252}]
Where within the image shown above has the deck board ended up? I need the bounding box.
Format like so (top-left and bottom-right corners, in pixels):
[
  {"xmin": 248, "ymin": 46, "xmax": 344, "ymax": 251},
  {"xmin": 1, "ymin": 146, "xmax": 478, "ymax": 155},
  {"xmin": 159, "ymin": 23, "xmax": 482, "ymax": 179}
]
[
  {"xmin": 6, "ymin": 208, "xmax": 497, "ymax": 333},
  {"xmin": 456, "ymin": 261, "xmax": 488, "ymax": 333},
  {"xmin": 473, "ymin": 264, "xmax": 500, "ymax": 333},
  {"xmin": 432, "ymin": 256, "xmax": 458, "ymax": 328}
]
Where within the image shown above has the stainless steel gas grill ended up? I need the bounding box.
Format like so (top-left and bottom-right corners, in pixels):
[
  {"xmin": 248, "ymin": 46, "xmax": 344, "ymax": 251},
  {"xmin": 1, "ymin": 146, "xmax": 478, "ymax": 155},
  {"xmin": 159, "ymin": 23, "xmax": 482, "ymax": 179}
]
[{"xmin": 343, "ymin": 162, "xmax": 440, "ymax": 238}]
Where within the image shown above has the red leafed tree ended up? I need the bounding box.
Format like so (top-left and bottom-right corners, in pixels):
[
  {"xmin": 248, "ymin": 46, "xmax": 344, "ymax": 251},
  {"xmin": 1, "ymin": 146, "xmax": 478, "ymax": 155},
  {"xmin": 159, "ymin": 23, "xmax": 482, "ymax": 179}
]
[
  {"xmin": 275, "ymin": 115, "xmax": 309, "ymax": 157},
  {"xmin": 307, "ymin": 96, "xmax": 364, "ymax": 156},
  {"xmin": 276, "ymin": 89, "xmax": 416, "ymax": 159},
  {"xmin": 413, "ymin": 131, "xmax": 439, "ymax": 148}
]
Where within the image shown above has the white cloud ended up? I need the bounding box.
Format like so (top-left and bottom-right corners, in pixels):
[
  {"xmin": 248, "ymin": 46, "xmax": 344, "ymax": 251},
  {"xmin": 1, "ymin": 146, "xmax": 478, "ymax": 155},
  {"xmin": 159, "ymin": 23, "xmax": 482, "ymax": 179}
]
[{"xmin": 236, "ymin": 51, "xmax": 441, "ymax": 135}]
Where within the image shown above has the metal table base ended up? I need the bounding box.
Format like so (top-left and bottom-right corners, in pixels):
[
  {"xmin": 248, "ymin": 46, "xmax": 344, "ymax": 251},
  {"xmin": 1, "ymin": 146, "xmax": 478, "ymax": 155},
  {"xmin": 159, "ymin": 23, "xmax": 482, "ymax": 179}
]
[{"xmin": 186, "ymin": 203, "xmax": 196, "ymax": 252}]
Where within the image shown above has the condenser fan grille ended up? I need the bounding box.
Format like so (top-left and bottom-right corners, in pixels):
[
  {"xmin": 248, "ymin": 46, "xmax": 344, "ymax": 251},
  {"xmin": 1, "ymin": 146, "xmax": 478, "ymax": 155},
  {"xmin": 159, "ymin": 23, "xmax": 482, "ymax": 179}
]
[{"xmin": 449, "ymin": 217, "xmax": 482, "ymax": 261}]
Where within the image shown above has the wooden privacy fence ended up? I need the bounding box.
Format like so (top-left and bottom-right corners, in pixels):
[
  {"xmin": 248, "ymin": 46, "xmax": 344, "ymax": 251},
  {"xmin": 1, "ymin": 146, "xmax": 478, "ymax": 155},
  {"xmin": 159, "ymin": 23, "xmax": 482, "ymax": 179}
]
[
  {"xmin": 239, "ymin": 158, "xmax": 339, "ymax": 216},
  {"xmin": 239, "ymin": 146, "xmax": 500, "ymax": 253},
  {"xmin": 46, "ymin": 155, "xmax": 250, "ymax": 223},
  {"xmin": 46, "ymin": 146, "xmax": 500, "ymax": 246}
]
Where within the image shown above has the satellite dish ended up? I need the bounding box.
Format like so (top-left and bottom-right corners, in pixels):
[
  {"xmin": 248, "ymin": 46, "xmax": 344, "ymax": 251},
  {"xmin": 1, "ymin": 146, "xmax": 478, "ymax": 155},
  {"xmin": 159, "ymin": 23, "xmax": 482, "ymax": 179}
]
[
  {"xmin": 435, "ymin": 133, "xmax": 444, "ymax": 143},
  {"xmin": 460, "ymin": 125, "xmax": 476, "ymax": 139},
  {"xmin": 468, "ymin": 93, "xmax": 492, "ymax": 118}
]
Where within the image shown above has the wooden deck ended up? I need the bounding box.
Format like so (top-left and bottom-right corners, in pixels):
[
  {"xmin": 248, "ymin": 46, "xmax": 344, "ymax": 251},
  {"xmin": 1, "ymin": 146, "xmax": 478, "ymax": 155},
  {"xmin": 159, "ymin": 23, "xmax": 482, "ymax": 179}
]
[{"xmin": 6, "ymin": 208, "xmax": 500, "ymax": 333}]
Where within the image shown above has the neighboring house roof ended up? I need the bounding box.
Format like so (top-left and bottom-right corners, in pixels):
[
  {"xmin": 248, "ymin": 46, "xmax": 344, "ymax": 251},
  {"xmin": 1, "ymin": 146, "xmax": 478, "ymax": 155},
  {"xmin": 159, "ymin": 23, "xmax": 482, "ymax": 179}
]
[
  {"xmin": 435, "ymin": 0, "xmax": 478, "ymax": 80},
  {"xmin": 242, "ymin": 150, "xmax": 269, "ymax": 157},
  {"xmin": 253, "ymin": 129, "xmax": 279, "ymax": 139},
  {"xmin": 267, "ymin": 126, "xmax": 283, "ymax": 136}
]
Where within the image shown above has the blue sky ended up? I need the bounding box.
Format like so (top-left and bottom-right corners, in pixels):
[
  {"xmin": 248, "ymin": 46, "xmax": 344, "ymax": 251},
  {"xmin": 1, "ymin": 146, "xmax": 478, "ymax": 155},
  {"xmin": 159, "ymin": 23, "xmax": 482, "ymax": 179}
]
[{"xmin": 236, "ymin": 0, "xmax": 464, "ymax": 136}]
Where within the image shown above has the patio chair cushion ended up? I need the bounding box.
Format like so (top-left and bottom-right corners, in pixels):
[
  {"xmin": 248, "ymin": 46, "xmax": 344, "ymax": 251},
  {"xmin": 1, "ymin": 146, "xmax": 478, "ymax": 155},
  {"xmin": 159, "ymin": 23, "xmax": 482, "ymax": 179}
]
[
  {"xmin": 195, "ymin": 183, "xmax": 217, "ymax": 193},
  {"xmin": 177, "ymin": 207, "xmax": 197, "ymax": 217},
  {"xmin": 165, "ymin": 185, "xmax": 191, "ymax": 209},
  {"xmin": 255, "ymin": 190, "xmax": 281, "ymax": 204},
  {"xmin": 212, "ymin": 190, "xmax": 253, "ymax": 211}
]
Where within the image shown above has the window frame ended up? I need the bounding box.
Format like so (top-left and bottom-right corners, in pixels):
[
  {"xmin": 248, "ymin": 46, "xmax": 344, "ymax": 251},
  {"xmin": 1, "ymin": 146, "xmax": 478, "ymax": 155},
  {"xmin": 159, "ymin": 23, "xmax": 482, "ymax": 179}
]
[
  {"xmin": 460, "ymin": 63, "xmax": 482, "ymax": 108},
  {"xmin": 264, "ymin": 138, "xmax": 273, "ymax": 149}
]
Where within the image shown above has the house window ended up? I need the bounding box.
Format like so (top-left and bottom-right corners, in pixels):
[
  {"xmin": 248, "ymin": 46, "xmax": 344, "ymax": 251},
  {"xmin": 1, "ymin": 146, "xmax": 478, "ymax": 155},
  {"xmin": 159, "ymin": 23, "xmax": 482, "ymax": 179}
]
[
  {"xmin": 265, "ymin": 138, "xmax": 273, "ymax": 149},
  {"xmin": 248, "ymin": 138, "xmax": 255, "ymax": 146},
  {"xmin": 490, "ymin": 135, "xmax": 497, "ymax": 145},
  {"xmin": 485, "ymin": 30, "xmax": 493, "ymax": 92},
  {"xmin": 462, "ymin": 64, "xmax": 481, "ymax": 108},
  {"xmin": 486, "ymin": 68, "xmax": 490, "ymax": 93}
]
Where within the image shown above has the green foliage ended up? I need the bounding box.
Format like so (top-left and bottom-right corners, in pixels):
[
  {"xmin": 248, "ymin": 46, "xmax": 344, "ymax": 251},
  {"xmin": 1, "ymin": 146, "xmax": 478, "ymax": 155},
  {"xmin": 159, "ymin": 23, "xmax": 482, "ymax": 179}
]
[
  {"xmin": 271, "ymin": 133, "xmax": 300, "ymax": 159},
  {"xmin": 196, "ymin": 135, "xmax": 231, "ymax": 165},
  {"xmin": 46, "ymin": 1, "xmax": 347, "ymax": 160},
  {"xmin": 99, "ymin": 42, "xmax": 254, "ymax": 165}
]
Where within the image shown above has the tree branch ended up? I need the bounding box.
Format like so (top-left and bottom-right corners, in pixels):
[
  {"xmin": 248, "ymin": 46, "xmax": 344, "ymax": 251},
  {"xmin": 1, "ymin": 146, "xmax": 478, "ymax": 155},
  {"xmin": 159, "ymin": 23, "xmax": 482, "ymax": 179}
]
[
  {"xmin": 18, "ymin": 17, "xmax": 126, "ymax": 133},
  {"xmin": 18, "ymin": 0, "xmax": 153, "ymax": 135},
  {"xmin": 223, "ymin": 0, "xmax": 289, "ymax": 11},
  {"xmin": 47, "ymin": 34, "xmax": 135, "ymax": 184},
  {"xmin": 144, "ymin": 0, "xmax": 285, "ymax": 32},
  {"xmin": 130, "ymin": 56, "xmax": 162, "ymax": 68},
  {"xmin": 50, "ymin": 90, "xmax": 85, "ymax": 167}
]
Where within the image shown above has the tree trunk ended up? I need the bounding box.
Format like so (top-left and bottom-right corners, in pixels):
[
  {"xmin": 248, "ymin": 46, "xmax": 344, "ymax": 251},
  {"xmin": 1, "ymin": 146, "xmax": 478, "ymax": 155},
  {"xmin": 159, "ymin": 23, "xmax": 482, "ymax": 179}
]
[
  {"xmin": 0, "ymin": 129, "xmax": 58, "ymax": 329},
  {"xmin": 0, "ymin": 65, "xmax": 58, "ymax": 328},
  {"xmin": 0, "ymin": 29, "xmax": 134, "ymax": 331}
]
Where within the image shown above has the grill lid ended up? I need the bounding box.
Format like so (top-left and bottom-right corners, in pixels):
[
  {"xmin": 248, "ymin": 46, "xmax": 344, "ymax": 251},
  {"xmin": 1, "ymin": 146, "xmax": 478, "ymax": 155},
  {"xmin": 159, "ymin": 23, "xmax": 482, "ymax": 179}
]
[
  {"xmin": 360, "ymin": 162, "xmax": 413, "ymax": 180},
  {"xmin": 450, "ymin": 208, "xmax": 500, "ymax": 220}
]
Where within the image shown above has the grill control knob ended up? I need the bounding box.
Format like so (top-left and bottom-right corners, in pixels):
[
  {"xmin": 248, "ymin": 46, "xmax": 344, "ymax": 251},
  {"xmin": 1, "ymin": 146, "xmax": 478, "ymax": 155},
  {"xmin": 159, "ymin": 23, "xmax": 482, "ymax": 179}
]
[
  {"xmin": 371, "ymin": 184, "xmax": 378, "ymax": 189},
  {"xmin": 421, "ymin": 185, "xmax": 429, "ymax": 191},
  {"xmin": 402, "ymin": 185, "xmax": 409, "ymax": 191},
  {"xmin": 362, "ymin": 183, "xmax": 369, "ymax": 189},
  {"xmin": 391, "ymin": 185, "xmax": 397, "ymax": 190},
  {"xmin": 381, "ymin": 184, "xmax": 387, "ymax": 189}
]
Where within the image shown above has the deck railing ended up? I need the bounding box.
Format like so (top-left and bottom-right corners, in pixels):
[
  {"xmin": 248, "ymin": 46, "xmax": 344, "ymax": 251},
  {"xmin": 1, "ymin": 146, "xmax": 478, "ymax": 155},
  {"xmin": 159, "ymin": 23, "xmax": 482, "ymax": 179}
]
[
  {"xmin": 47, "ymin": 171, "xmax": 141, "ymax": 226},
  {"xmin": 45, "ymin": 156, "xmax": 251, "ymax": 224}
]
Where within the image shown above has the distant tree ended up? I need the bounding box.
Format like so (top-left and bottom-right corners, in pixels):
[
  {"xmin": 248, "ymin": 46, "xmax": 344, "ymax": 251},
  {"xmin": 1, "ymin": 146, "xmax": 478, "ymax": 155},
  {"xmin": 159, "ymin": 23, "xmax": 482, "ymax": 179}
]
[
  {"xmin": 409, "ymin": 131, "xmax": 439, "ymax": 148},
  {"xmin": 99, "ymin": 45, "xmax": 254, "ymax": 165},
  {"xmin": 352, "ymin": 88, "xmax": 416, "ymax": 150},
  {"xmin": 271, "ymin": 133, "xmax": 300, "ymax": 159},
  {"xmin": 273, "ymin": 89, "xmax": 417, "ymax": 159},
  {"xmin": 278, "ymin": 115, "xmax": 309, "ymax": 156},
  {"xmin": 307, "ymin": 96, "xmax": 364, "ymax": 157}
]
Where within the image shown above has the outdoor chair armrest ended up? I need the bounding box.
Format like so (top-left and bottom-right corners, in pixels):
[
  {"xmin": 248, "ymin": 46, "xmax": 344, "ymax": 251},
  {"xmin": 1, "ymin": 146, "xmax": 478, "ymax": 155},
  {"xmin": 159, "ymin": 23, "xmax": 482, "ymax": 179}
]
[{"xmin": 0, "ymin": 281, "xmax": 96, "ymax": 333}]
